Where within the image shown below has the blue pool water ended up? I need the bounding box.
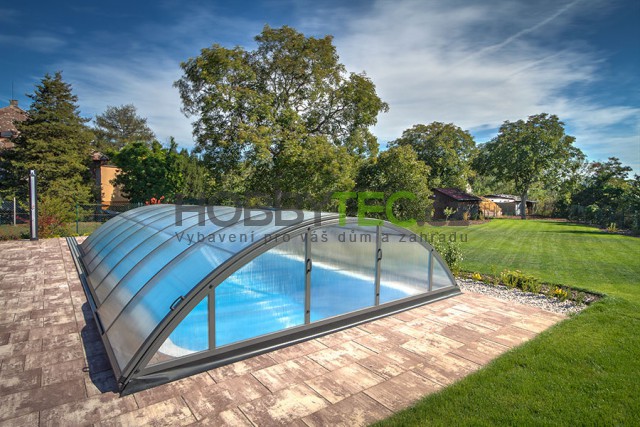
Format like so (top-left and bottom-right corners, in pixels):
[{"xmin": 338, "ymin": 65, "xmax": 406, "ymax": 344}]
[{"xmin": 165, "ymin": 251, "xmax": 423, "ymax": 354}]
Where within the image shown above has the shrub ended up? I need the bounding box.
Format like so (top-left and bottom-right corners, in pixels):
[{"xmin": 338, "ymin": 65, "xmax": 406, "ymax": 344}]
[
  {"xmin": 607, "ymin": 222, "xmax": 618, "ymax": 233},
  {"xmin": 500, "ymin": 269, "xmax": 541, "ymax": 293},
  {"xmin": 38, "ymin": 196, "xmax": 75, "ymax": 238},
  {"xmin": 432, "ymin": 239, "xmax": 463, "ymax": 274}
]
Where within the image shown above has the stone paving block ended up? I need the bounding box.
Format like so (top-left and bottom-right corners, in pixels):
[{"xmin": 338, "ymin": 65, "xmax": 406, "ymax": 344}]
[
  {"xmin": 305, "ymin": 362, "xmax": 385, "ymax": 404},
  {"xmin": 485, "ymin": 325, "xmax": 538, "ymax": 348},
  {"xmin": 0, "ymin": 333, "xmax": 10, "ymax": 346},
  {"xmin": 41, "ymin": 332, "xmax": 81, "ymax": 350},
  {"xmin": 239, "ymin": 383, "xmax": 328, "ymax": 425},
  {"xmin": 413, "ymin": 352, "xmax": 480, "ymax": 386},
  {"xmin": 438, "ymin": 322, "xmax": 493, "ymax": 344},
  {"xmin": 191, "ymin": 407, "xmax": 254, "ymax": 426},
  {"xmin": 41, "ymin": 357, "xmax": 87, "ymax": 387},
  {"xmin": 0, "ymin": 379, "xmax": 86, "ymax": 422},
  {"xmin": 208, "ymin": 353, "xmax": 276, "ymax": 382},
  {"xmin": 24, "ymin": 345, "xmax": 84, "ymax": 370},
  {"xmin": 40, "ymin": 393, "xmax": 138, "ymax": 426},
  {"xmin": 8, "ymin": 330, "xmax": 30, "ymax": 344},
  {"xmin": 0, "ymin": 411, "xmax": 39, "ymax": 427},
  {"xmin": 451, "ymin": 338, "xmax": 510, "ymax": 365},
  {"xmin": 134, "ymin": 372, "xmax": 215, "ymax": 408},
  {"xmin": 512, "ymin": 315, "xmax": 562, "ymax": 333},
  {"xmin": 401, "ymin": 332, "xmax": 465, "ymax": 357},
  {"xmin": 357, "ymin": 347, "xmax": 426, "ymax": 380},
  {"xmin": 184, "ymin": 373, "xmax": 270, "ymax": 420},
  {"xmin": 307, "ymin": 341, "xmax": 376, "ymax": 371},
  {"xmin": 316, "ymin": 327, "xmax": 370, "ymax": 348},
  {"xmin": 28, "ymin": 321, "xmax": 78, "ymax": 341},
  {"xmin": 0, "ymin": 355, "xmax": 25, "ymax": 373},
  {"xmin": 302, "ymin": 392, "xmax": 393, "ymax": 427},
  {"xmin": 268, "ymin": 339, "xmax": 328, "ymax": 363},
  {"xmin": 0, "ymin": 340, "xmax": 42, "ymax": 359},
  {"xmin": 393, "ymin": 318, "xmax": 445, "ymax": 339},
  {"xmin": 358, "ymin": 316, "xmax": 405, "ymax": 335},
  {"xmin": 0, "ymin": 369, "xmax": 41, "ymax": 395},
  {"xmin": 252, "ymin": 355, "xmax": 328, "ymax": 392},
  {"xmin": 364, "ymin": 370, "xmax": 441, "ymax": 412},
  {"xmin": 98, "ymin": 397, "xmax": 195, "ymax": 427},
  {"xmin": 353, "ymin": 328, "xmax": 412, "ymax": 353}
]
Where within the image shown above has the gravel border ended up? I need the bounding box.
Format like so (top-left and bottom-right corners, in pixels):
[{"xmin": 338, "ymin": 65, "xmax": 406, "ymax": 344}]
[{"xmin": 457, "ymin": 278, "xmax": 588, "ymax": 315}]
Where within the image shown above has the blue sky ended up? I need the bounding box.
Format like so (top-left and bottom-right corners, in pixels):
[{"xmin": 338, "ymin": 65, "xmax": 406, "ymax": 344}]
[{"xmin": 1, "ymin": 0, "xmax": 638, "ymax": 172}]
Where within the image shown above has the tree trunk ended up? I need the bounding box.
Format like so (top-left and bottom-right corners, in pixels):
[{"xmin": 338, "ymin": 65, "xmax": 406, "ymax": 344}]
[{"xmin": 520, "ymin": 189, "xmax": 528, "ymax": 220}]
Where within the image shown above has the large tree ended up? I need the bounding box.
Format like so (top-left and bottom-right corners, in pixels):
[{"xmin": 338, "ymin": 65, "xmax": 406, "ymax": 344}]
[
  {"xmin": 2, "ymin": 72, "xmax": 94, "ymax": 205},
  {"xmin": 390, "ymin": 122, "xmax": 475, "ymax": 189},
  {"xmin": 93, "ymin": 104, "xmax": 155, "ymax": 151},
  {"xmin": 474, "ymin": 113, "xmax": 581, "ymax": 219},
  {"xmin": 569, "ymin": 157, "xmax": 634, "ymax": 226},
  {"xmin": 356, "ymin": 145, "xmax": 433, "ymax": 224},
  {"xmin": 175, "ymin": 25, "xmax": 388, "ymax": 206}
]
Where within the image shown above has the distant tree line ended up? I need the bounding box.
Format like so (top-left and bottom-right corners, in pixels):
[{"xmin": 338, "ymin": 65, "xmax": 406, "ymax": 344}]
[{"xmin": 1, "ymin": 25, "xmax": 637, "ymax": 235}]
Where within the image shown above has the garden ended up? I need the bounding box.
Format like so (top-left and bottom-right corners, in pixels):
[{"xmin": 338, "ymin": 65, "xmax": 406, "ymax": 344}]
[{"xmin": 378, "ymin": 218, "xmax": 640, "ymax": 425}]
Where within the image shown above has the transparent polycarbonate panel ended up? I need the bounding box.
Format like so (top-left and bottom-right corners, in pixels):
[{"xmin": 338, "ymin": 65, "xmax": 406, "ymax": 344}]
[
  {"xmin": 310, "ymin": 224, "xmax": 377, "ymax": 321},
  {"xmin": 147, "ymin": 296, "xmax": 209, "ymax": 366},
  {"xmin": 106, "ymin": 243, "xmax": 233, "ymax": 368},
  {"xmin": 97, "ymin": 208, "xmax": 239, "ymax": 328},
  {"xmin": 105, "ymin": 210, "xmax": 324, "ymax": 368},
  {"xmin": 432, "ymin": 255, "xmax": 455, "ymax": 290},
  {"xmin": 85, "ymin": 208, "xmax": 177, "ymax": 273},
  {"xmin": 82, "ymin": 205, "xmax": 167, "ymax": 257},
  {"xmin": 379, "ymin": 226, "xmax": 430, "ymax": 304},
  {"xmin": 89, "ymin": 209, "xmax": 203, "ymax": 301},
  {"xmin": 215, "ymin": 238, "xmax": 306, "ymax": 347}
]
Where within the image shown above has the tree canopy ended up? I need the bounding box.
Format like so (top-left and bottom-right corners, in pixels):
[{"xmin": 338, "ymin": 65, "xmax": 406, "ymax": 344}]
[
  {"xmin": 391, "ymin": 122, "xmax": 475, "ymax": 189},
  {"xmin": 175, "ymin": 25, "xmax": 388, "ymax": 207},
  {"xmin": 356, "ymin": 145, "xmax": 433, "ymax": 223},
  {"xmin": 474, "ymin": 113, "xmax": 581, "ymax": 218},
  {"xmin": 93, "ymin": 104, "xmax": 155, "ymax": 151},
  {"xmin": 113, "ymin": 139, "xmax": 212, "ymax": 203},
  {"xmin": 1, "ymin": 72, "xmax": 94, "ymax": 205}
]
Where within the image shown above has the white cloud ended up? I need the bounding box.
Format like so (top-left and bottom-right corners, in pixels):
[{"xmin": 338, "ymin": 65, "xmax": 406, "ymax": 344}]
[
  {"xmin": 307, "ymin": 0, "xmax": 639, "ymax": 169},
  {"xmin": 53, "ymin": 0, "xmax": 639, "ymax": 172}
]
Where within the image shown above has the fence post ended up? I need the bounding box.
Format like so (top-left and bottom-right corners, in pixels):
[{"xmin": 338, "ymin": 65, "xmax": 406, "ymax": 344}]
[
  {"xmin": 13, "ymin": 197, "xmax": 16, "ymax": 226},
  {"xmin": 76, "ymin": 203, "xmax": 79, "ymax": 235},
  {"xmin": 28, "ymin": 170, "xmax": 38, "ymax": 240}
]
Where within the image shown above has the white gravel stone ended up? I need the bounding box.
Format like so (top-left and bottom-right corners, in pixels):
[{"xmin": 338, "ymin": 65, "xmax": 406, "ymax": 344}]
[{"xmin": 456, "ymin": 278, "xmax": 588, "ymax": 315}]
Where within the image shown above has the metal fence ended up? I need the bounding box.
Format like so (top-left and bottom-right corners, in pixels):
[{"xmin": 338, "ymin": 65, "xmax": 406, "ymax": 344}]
[
  {"xmin": 73, "ymin": 202, "xmax": 144, "ymax": 234},
  {"xmin": 0, "ymin": 198, "xmax": 28, "ymax": 225}
]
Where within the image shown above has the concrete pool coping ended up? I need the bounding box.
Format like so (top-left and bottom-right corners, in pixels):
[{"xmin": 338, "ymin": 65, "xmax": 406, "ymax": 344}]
[{"xmin": 0, "ymin": 238, "xmax": 565, "ymax": 426}]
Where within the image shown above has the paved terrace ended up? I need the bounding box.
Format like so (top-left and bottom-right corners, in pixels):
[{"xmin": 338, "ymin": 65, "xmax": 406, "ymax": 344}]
[{"xmin": 0, "ymin": 238, "xmax": 565, "ymax": 426}]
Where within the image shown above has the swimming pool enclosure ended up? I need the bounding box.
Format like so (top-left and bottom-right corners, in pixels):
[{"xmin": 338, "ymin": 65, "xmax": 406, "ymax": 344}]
[{"xmin": 68, "ymin": 204, "xmax": 460, "ymax": 394}]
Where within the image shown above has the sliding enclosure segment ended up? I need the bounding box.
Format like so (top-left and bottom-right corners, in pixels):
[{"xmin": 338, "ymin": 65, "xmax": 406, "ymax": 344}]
[{"xmin": 71, "ymin": 205, "xmax": 459, "ymax": 394}]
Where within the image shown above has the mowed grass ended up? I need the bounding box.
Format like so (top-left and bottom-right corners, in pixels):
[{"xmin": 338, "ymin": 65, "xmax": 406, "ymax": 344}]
[{"xmin": 378, "ymin": 219, "xmax": 640, "ymax": 426}]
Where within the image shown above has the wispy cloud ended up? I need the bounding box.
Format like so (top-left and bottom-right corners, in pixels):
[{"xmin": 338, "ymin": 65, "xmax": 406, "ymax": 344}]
[
  {"xmin": 50, "ymin": 0, "xmax": 638, "ymax": 171},
  {"xmin": 0, "ymin": 32, "xmax": 66, "ymax": 53},
  {"xmin": 304, "ymin": 0, "xmax": 639, "ymax": 169}
]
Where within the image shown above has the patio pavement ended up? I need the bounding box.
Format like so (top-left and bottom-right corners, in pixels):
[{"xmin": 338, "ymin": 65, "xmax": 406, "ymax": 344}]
[{"xmin": 0, "ymin": 238, "xmax": 566, "ymax": 426}]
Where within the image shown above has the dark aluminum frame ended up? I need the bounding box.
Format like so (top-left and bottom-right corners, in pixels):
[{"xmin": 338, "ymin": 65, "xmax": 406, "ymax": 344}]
[{"xmin": 67, "ymin": 208, "xmax": 460, "ymax": 395}]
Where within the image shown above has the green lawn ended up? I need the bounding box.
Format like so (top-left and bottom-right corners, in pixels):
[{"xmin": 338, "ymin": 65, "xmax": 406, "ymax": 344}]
[{"xmin": 378, "ymin": 219, "xmax": 640, "ymax": 426}]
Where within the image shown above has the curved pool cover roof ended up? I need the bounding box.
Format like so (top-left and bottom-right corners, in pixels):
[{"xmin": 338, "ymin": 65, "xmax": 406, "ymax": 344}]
[{"xmin": 68, "ymin": 204, "xmax": 460, "ymax": 394}]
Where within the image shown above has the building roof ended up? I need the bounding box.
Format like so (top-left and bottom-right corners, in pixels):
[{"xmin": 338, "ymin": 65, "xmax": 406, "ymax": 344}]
[
  {"xmin": 0, "ymin": 101, "xmax": 27, "ymax": 135},
  {"xmin": 0, "ymin": 101, "xmax": 27, "ymax": 149},
  {"xmin": 484, "ymin": 194, "xmax": 537, "ymax": 204},
  {"xmin": 433, "ymin": 188, "xmax": 482, "ymax": 202}
]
